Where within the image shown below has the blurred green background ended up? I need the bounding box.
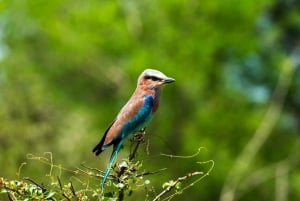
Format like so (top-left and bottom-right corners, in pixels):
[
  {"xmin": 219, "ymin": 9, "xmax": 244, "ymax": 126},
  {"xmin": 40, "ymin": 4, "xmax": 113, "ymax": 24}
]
[{"xmin": 1, "ymin": 0, "xmax": 300, "ymax": 200}]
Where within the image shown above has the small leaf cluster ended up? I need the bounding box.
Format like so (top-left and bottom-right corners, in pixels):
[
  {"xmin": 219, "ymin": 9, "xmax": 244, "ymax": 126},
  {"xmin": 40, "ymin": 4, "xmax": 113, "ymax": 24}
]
[{"xmin": 0, "ymin": 177, "xmax": 55, "ymax": 200}]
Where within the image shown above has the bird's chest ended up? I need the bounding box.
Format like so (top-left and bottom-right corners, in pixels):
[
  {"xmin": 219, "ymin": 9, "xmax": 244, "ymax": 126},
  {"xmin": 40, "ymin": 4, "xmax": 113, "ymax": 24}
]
[
  {"xmin": 121, "ymin": 95, "xmax": 158, "ymax": 137},
  {"xmin": 151, "ymin": 90, "xmax": 161, "ymax": 113},
  {"xmin": 152, "ymin": 96, "xmax": 160, "ymax": 113}
]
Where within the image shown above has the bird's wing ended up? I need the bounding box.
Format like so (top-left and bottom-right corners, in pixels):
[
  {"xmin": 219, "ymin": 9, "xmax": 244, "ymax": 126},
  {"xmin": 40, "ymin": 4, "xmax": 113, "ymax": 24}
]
[
  {"xmin": 92, "ymin": 120, "xmax": 116, "ymax": 156},
  {"xmin": 93, "ymin": 95, "xmax": 154, "ymax": 156}
]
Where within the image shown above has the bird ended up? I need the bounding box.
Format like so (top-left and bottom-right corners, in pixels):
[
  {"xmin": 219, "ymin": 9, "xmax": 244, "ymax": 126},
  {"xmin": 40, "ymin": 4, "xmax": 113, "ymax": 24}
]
[{"xmin": 92, "ymin": 69, "xmax": 175, "ymax": 188}]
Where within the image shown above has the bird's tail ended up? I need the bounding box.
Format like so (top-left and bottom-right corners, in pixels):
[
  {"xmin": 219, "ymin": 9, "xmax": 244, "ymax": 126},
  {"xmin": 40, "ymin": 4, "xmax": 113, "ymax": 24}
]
[{"xmin": 101, "ymin": 142, "xmax": 123, "ymax": 189}]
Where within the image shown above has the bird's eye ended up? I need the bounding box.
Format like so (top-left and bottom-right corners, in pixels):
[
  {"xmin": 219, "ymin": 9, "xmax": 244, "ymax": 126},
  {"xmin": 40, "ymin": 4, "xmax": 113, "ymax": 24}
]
[
  {"xmin": 145, "ymin": 75, "xmax": 160, "ymax": 81},
  {"xmin": 151, "ymin": 77, "xmax": 159, "ymax": 81}
]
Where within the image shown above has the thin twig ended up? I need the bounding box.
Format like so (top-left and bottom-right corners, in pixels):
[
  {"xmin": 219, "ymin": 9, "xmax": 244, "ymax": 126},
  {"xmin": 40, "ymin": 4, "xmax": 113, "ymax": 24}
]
[
  {"xmin": 160, "ymin": 160, "xmax": 214, "ymax": 201},
  {"xmin": 57, "ymin": 176, "xmax": 71, "ymax": 201},
  {"xmin": 3, "ymin": 186, "xmax": 21, "ymax": 197},
  {"xmin": 57, "ymin": 176, "xmax": 63, "ymax": 190},
  {"xmin": 160, "ymin": 147, "xmax": 206, "ymax": 159},
  {"xmin": 129, "ymin": 130, "xmax": 146, "ymax": 161},
  {"xmin": 70, "ymin": 182, "xmax": 78, "ymax": 201},
  {"xmin": 7, "ymin": 192, "xmax": 16, "ymax": 201},
  {"xmin": 77, "ymin": 163, "xmax": 111, "ymax": 180},
  {"xmin": 23, "ymin": 177, "xmax": 46, "ymax": 192},
  {"xmin": 62, "ymin": 193, "xmax": 72, "ymax": 201},
  {"xmin": 118, "ymin": 189, "xmax": 125, "ymax": 201},
  {"xmin": 129, "ymin": 142, "xmax": 142, "ymax": 161},
  {"xmin": 76, "ymin": 167, "xmax": 102, "ymax": 179},
  {"xmin": 80, "ymin": 163, "xmax": 103, "ymax": 173},
  {"xmin": 136, "ymin": 168, "xmax": 167, "ymax": 177},
  {"xmin": 153, "ymin": 172, "xmax": 203, "ymax": 201}
]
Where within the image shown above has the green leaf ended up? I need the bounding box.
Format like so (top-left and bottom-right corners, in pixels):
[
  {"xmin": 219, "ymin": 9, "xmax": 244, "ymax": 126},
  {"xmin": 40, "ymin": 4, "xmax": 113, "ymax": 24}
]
[
  {"xmin": 46, "ymin": 191, "xmax": 55, "ymax": 199},
  {"xmin": 175, "ymin": 182, "xmax": 182, "ymax": 190}
]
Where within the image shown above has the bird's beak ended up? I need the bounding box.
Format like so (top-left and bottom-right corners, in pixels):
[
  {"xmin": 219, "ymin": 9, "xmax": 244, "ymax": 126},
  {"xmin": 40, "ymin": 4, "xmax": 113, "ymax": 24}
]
[{"xmin": 163, "ymin": 77, "xmax": 176, "ymax": 84}]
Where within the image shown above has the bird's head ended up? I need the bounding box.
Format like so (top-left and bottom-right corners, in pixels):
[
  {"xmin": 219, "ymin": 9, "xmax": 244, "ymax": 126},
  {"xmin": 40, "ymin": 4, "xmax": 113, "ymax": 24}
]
[{"xmin": 138, "ymin": 69, "xmax": 175, "ymax": 90}]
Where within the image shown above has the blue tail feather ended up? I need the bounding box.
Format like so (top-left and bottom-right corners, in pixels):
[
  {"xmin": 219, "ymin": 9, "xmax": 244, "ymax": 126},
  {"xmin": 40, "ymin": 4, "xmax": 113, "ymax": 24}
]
[{"xmin": 101, "ymin": 141, "xmax": 123, "ymax": 189}]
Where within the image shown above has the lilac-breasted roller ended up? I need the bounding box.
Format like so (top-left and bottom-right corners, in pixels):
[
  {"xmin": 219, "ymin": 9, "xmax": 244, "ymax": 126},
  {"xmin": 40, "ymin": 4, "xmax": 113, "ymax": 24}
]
[{"xmin": 92, "ymin": 69, "xmax": 175, "ymax": 188}]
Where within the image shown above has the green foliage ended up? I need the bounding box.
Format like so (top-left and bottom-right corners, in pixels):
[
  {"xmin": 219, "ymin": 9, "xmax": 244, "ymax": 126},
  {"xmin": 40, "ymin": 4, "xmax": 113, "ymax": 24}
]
[
  {"xmin": 0, "ymin": 147, "xmax": 213, "ymax": 201},
  {"xmin": 0, "ymin": 177, "xmax": 55, "ymax": 200}
]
